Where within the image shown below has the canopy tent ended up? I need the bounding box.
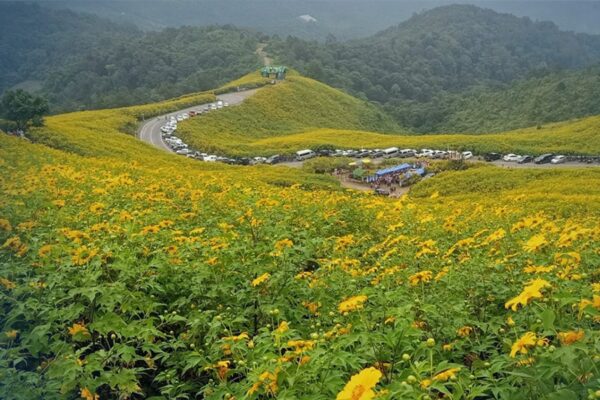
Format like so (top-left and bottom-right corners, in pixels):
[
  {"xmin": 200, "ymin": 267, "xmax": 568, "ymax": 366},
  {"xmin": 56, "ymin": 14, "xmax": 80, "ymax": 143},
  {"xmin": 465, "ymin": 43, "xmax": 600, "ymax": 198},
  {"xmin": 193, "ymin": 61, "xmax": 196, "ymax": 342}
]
[{"xmin": 375, "ymin": 163, "xmax": 411, "ymax": 177}]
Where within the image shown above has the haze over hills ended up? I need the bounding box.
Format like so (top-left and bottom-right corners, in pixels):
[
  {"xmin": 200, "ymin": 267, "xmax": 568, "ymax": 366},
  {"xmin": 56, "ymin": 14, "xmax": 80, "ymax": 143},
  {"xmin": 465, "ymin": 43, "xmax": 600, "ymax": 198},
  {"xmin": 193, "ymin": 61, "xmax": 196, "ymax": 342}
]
[{"xmin": 36, "ymin": 0, "xmax": 600, "ymax": 39}]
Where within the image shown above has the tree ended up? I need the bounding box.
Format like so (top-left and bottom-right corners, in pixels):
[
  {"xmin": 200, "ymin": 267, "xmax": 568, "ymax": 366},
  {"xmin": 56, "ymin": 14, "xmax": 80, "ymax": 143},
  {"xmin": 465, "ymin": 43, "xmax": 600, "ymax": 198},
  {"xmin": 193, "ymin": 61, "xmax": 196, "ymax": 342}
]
[{"xmin": 0, "ymin": 89, "xmax": 49, "ymax": 131}]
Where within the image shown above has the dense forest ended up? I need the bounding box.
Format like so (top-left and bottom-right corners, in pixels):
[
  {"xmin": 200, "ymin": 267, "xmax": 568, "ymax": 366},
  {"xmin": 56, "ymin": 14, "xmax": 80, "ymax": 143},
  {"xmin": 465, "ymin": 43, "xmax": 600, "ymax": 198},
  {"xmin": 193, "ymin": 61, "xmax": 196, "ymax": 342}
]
[
  {"xmin": 0, "ymin": 2, "xmax": 262, "ymax": 112},
  {"xmin": 271, "ymin": 5, "xmax": 600, "ymax": 131}
]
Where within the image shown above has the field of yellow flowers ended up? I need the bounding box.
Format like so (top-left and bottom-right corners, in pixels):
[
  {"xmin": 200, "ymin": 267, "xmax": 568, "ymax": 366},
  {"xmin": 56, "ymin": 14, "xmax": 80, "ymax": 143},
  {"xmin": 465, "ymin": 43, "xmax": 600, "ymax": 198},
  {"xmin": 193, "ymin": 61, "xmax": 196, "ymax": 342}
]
[{"xmin": 1, "ymin": 123, "xmax": 600, "ymax": 400}]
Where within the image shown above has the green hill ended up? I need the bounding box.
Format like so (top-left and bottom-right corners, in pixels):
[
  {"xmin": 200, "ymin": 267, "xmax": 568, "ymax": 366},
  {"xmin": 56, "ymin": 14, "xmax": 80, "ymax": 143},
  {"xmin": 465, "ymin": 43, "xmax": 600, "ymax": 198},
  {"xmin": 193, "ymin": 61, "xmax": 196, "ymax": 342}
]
[
  {"xmin": 177, "ymin": 72, "xmax": 401, "ymax": 156},
  {"xmin": 272, "ymin": 5, "xmax": 600, "ymax": 132},
  {"xmin": 0, "ymin": 2, "xmax": 262, "ymax": 113},
  {"xmin": 409, "ymin": 66, "xmax": 600, "ymax": 133}
]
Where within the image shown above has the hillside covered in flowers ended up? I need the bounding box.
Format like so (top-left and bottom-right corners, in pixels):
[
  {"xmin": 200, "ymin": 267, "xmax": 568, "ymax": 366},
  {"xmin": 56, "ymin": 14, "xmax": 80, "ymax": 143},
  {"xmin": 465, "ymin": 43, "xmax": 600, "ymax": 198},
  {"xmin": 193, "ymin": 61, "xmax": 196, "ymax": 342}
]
[{"xmin": 1, "ymin": 76, "xmax": 600, "ymax": 399}]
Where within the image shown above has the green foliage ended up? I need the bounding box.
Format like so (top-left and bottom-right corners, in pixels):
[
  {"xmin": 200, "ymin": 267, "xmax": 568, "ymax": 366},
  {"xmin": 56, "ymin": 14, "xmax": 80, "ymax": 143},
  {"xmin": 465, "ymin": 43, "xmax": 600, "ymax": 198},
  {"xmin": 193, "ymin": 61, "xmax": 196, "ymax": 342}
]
[
  {"xmin": 271, "ymin": 5, "xmax": 600, "ymax": 132},
  {"xmin": 0, "ymin": 89, "xmax": 49, "ymax": 130},
  {"xmin": 0, "ymin": 2, "xmax": 262, "ymax": 113},
  {"xmin": 301, "ymin": 156, "xmax": 354, "ymax": 174}
]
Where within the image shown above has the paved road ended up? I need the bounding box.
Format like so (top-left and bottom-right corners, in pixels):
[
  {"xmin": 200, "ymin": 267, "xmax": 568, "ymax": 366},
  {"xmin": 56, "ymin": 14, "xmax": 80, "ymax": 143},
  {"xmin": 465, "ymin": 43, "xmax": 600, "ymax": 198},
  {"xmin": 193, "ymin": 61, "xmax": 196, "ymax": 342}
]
[{"xmin": 137, "ymin": 89, "xmax": 258, "ymax": 152}]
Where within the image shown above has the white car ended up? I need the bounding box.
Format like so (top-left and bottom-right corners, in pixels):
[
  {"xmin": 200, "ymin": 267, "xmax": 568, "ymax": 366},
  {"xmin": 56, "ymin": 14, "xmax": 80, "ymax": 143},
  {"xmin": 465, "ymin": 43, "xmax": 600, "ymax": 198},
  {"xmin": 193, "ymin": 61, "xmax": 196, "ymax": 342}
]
[
  {"xmin": 224, "ymin": 102, "xmax": 229, "ymax": 107},
  {"xmin": 503, "ymin": 154, "xmax": 520, "ymax": 162},
  {"xmin": 203, "ymin": 155, "xmax": 218, "ymax": 162},
  {"xmin": 551, "ymin": 155, "xmax": 566, "ymax": 164},
  {"xmin": 462, "ymin": 151, "xmax": 473, "ymax": 159},
  {"xmin": 176, "ymin": 149, "xmax": 190, "ymax": 155}
]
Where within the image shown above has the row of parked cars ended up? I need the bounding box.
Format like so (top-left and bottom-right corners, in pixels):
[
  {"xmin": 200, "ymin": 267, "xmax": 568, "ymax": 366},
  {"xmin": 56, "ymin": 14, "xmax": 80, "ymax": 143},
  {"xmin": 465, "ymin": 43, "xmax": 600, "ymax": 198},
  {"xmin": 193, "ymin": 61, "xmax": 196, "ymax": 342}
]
[
  {"xmin": 484, "ymin": 152, "xmax": 567, "ymax": 164},
  {"xmin": 160, "ymin": 101, "xmax": 231, "ymax": 160},
  {"xmin": 294, "ymin": 147, "xmax": 474, "ymax": 161}
]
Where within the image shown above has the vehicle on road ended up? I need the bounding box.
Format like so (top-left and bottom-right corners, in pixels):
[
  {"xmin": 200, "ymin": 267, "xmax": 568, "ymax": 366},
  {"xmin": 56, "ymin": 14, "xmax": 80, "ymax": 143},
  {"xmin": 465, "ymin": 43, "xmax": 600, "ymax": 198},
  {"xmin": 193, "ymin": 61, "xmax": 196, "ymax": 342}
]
[
  {"xmin": 503, "ymin": 154, "xmax": 520, "ymax": 162},
  {"xmin": 203, "ymin": 155, "xmax": 218, "ymax": 162},
  {"xmin": 534, "ymin": 153, "xmax": 554, "ymax": 164},
  {"xmin": 374, "ymin": 188, "xmax": 390, "ymax": 196},
  {"xmin": 484, "ymin": 153, "xmax": 502, "ymax": 161},
  {"xmin": 383, "ymin": 147, "xmax": 399, "ymax": 158},
  {"xmin": 462, "ymin": 151, "xmax": 473, "ymax": 159},
  {"xmin": 517, "ymin": 155, "xmax": 533, "ymax": 164},
  {"xmin": 371, "ymin": 150, "xmax": 384, "ymax": 158},
  {"xmin": 399, "ymin": 149, "xmax": 416, "ymax": 158},
  {"xmin": 551, "ymin": 155, "xmax": 566, "ymax": 164},
  {"xmin": 296, "ymin": 149, "xmax": 316, "ymax": 161},
  {"xmin": 266, "ymin": 155, "xmax": 281, "ymax": 164}
]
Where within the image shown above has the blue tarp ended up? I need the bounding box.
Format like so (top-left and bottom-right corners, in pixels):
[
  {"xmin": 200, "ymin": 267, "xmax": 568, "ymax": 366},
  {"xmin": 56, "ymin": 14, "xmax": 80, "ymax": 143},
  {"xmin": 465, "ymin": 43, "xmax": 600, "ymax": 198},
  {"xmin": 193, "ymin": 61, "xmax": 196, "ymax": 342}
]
[{"xmin": 375, "ymin": 163, "xmax": 411, "ymax": 177}]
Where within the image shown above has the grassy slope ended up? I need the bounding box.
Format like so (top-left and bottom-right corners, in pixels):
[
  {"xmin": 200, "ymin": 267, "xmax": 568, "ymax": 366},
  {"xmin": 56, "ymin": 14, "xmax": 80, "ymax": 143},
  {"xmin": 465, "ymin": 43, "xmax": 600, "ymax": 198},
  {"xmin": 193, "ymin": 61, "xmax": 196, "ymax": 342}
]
[
  {"xmin": 249, "ymin": 113, "xmax": 600, "ymax": 155},
  {"xmin": 177, "ymin": 73, "xmax": 402, "ymax": 156},
  {"xmin": 173, "ymin": 72, "xmax": 600, "ymax": 156}
]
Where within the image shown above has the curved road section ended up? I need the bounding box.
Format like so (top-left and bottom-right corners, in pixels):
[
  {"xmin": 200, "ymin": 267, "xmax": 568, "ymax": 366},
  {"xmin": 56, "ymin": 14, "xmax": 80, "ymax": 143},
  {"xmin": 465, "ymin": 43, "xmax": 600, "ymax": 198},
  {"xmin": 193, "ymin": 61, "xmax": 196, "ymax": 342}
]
[{"xmin": 138, "ymin": 89, "xmax": 258, "ymax": 152}]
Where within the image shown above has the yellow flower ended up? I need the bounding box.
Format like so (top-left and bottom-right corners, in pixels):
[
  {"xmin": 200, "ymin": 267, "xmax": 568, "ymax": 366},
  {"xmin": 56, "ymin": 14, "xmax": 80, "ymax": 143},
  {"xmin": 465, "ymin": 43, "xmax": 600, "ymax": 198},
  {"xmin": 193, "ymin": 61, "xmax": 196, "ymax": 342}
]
[
  {"xmin": 287, "ymin": 340, "xmax": 316, "ymax": 352},
  {"xmin": 88, "ymin": 202, "xmax": 105, "ymax": 214},
  {"xmin": 433, "ymin": 367, "xmax": 460, "ymax": 382},
  {"xmin": 507, "ymin": 316, "xmax": 515, "ymax": 326},
  {"xmin": 505, "ymin": 279, "xmax": 551, "ymax": 311},
  {"xmin": 558, "ymin": 330, "xmax": 585, "ymax": 345},
  {"xmin": 251, "ymin": 273, "xmax": 271, "ymax": 287},
  {"xmin": 523, "ymin": 234, "xmax": 548, "ymax": 253},
  {"xmin": 275, "ymin": 239, "xmax": 294, "ymax": 250},
  {"xmin": 336, "ymin": 367, "xmax": 382, "ymax": 400},
  {"xmin": 0, "ymin": 218, "xmax": 12, "ymax": 231},
  {"xmin": 0, "ymin": 277, "xmax": 16, "ymax": 290},
  {"xmin": 5, "ymin": 329, "xmax": 18, "ymax": 339},
  {"xmin": 457, "ymin": 326, "xmax": 473, "ymax": 337},
  {"xmin": 68, "ymin": 323, "xmax": 91, "ymax": 339},
  {"xmin": 338, "ymin": 295, "xmax": 368, "ymax": 313},
  {"xmin": 409, "ymin": 270, "xmax": 433, "ymax": 286},
  {"xmin": 80, "ymin": 387, "xmax": 99, "ymax": 400},
  {"xmin": 52, "ymin": 199, "xmax": 66, "ymax": 207},
  {"xmin": 510, "ymin": 332, "xmax": 537, "ymax": 357},
  {"xmin": 38, "ymin": 244, "xmax": 53, "ymax": 258},
  {"xmin": 71, "ymin": 246, "xmax": 98, "ymax": 266},
  {"xmin": 222, "ymin": 332, "xmax": 249, "ymax": 342},
  {"xmin": 274, "ymin": 321, "xmax": 289, "ymax": 335}
]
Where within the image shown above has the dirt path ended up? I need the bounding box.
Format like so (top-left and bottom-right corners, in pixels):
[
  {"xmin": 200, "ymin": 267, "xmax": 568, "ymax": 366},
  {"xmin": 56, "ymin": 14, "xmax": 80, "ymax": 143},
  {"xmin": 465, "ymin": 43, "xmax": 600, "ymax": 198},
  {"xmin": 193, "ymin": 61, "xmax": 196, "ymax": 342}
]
[{"xmin": 256, "ymin": 43, "xmax": 273, "ymax": 66}]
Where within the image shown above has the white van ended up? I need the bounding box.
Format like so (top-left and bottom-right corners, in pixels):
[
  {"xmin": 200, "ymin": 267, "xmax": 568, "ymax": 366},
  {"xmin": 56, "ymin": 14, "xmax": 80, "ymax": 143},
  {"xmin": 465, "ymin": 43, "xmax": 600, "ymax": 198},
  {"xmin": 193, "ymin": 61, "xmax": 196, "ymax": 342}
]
[
  {"xmin": 296, "ymin": 149, "xmax": 316, "ymax": 161},
  {"xmin": 382, "ymin": 147, "xmax": 399, "ymax": 158}
]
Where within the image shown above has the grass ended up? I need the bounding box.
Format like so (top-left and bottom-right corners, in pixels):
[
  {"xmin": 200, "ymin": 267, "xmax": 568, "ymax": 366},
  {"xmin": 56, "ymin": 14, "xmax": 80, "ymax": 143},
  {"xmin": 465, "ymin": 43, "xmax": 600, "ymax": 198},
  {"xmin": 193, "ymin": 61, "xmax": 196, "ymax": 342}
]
[
  {"xmin": 216, "ymin": 118, "xmax": 600, "ymax": 156},
  {"xmin": 177, "ymin": 74, "xmax": 402, "ymax": 155}
]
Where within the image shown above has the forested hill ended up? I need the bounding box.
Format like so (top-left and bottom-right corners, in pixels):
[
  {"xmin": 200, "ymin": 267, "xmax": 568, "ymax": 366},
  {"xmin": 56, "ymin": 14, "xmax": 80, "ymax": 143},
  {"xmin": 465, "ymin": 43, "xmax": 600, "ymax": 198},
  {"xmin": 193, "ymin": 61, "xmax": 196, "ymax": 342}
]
[
  {"xmin": 271, "ymin": 5, "xmax": 600, "ymax": 131},
  {"xmin": 0, "ymin": 2, "xmax": 263, "ymax": 112},
  {"xmin": 0, "ymin": 2, "xmax": 138, "ymax": 93}
]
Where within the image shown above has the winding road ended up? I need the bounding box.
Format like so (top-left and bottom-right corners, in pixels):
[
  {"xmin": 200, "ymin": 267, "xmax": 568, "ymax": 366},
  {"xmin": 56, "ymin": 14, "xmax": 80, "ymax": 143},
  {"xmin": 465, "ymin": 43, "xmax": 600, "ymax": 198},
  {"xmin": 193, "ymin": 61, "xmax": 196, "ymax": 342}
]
[{"xmin": 137, "ymin": 89, "xmax": 258, "ymax": 152}]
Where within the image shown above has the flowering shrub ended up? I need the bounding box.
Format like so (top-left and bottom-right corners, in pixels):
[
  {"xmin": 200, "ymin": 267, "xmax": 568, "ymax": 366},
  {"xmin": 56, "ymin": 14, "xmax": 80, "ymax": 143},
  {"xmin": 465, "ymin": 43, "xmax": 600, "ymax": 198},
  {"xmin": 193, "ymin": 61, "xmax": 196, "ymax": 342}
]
[{"xmin": 2, "ymin": 118, "xmax": 600, "ymax": 399}]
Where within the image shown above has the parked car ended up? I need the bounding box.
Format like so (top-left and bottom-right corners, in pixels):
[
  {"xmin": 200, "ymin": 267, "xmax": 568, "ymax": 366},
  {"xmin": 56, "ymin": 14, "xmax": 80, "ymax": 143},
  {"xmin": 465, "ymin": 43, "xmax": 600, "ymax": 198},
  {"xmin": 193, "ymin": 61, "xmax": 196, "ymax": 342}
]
[
  {"xmin": 461, "ymin": 151, "xmax": 473, "ymax": 159},
  {"xmin": 534, "ymin": 153, "xmax": 554, "ymax": 164},
  {"xmin": 484, "ymin": 153, "xmax": 502, "ymax": 161},
  {"xmin": 356, "ymin": 150, "xmax": 371, "ymax": 158},
  {"xmin": 266, "ymin": 155, "xmax": 281, "ymax": 164},
  {"xmin": 383, "ymin": 147, "xmax": 400, "ymax": 158},
  {"xmin": 371, "ymin": 150, "xmax": 384, "ymax": 158},
  {"xmin": 317, "ymin": 149, "xmax": 333, "ymax": 156},
  {"xmin": 203, "ymin": 155, "xmax": 218, "ymax": 162},
  {"xmin": 551, "ymin": 155, "xmax": 566, "ymax": 164},
  {"xmin": 517, "ymin": 155, "xmax": 533, "ymax": 164},
  {"xmin": 503, "ymin": 154, "xmax": 520, "ymax": 162},
  {"xmin": 296, "ymin": 149, "xmax": 316, "ymax": 161}
]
